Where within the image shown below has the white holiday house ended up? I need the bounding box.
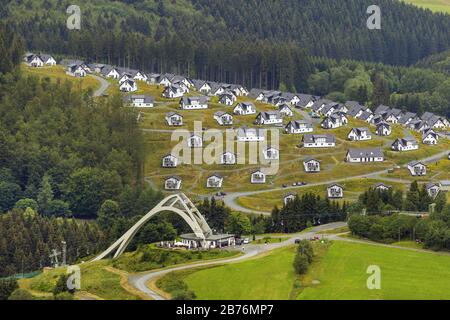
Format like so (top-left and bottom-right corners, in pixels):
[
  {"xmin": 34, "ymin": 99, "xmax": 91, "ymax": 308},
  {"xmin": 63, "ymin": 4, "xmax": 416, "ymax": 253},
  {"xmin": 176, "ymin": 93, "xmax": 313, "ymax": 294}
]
[
  {"xmin": 255, "ymin": 111, "xmax": 283, "ymax": 125},
  {"xmin": 303, "ymin": 134, "xmax": 336, "ymax": 148},
  {"xmin": 214, "ymin": 112, "xmax": 233, "ymax": 126},
  {"xmin": 119, "ymin": 79, "xmax": 137, "ymax": 92},
  {"xmin": 251, "ymin": 169, "xmax": 266, "ymax": 184},
  {"xmin": 237, "ymin": 127, "xmax": 265, "ymax": 142},
  {"xmin": 425, "ymin": 183, "xmax": 441, "ymax": 199},
  {"xmin": 375, "ymin": 122, "xmax": 392, "ymax": 136},
  {"xmin": 165, "ymin": 112, "xmax": 183, "ymax": 126},
  {"xmin": 348, "ymin": 127, "xmax": 372, "ymax": 141},
  {"xmin": 180, "ymin": 96, "xmax": 209, "ymax": 110},
  {"xmin": 161, "ymin": 154, "xmax": 178, "ymax": 168},
  {"xmin": 220, "ymin": 152, "xmax": 237, "ymax": 165},
  {"xmin": 285, "ymin": 120, "xmax": 313, "ymax": 134},
  {"xmin": 188, "ymin": 134, "xmax": 203, "ymax": 148},
  {"xmin": 407, "ymin": 161, "xmax": 427, "ymax": 176},
  {"xmin": 233, "ymin": 103, "xmax": 256, "ymax": 115},
  {"xmin": 123, "ymin": 95, "xmax": 154, "ymax": 108},
  {"xmin": 165, "ymin": 176, "xmax": 182, "ymax": 190},
  {"xmin": 346, "ymin": 148, "xmax": 384, "ymax": 163},
  {"xmin": 327, "ymin": 184, "xmax": 344, "ymax": 199},
  {"xmin": 263, "ymin": 147, "xmax": 279, "ymax": 160},
  {"xmin": 391, "ymin": 137, "xmax": 419, "ymax": 152},
  {"xmin": 422, "ymin": 129, "xmax": 439, "ymax": 145},
  {"xmin": 206, "ymin": 174, "xmax": 224, "ymax": 188},
  {"xmin": 303, "ymin": 158, "xmax": 321, "ymax": 173}
]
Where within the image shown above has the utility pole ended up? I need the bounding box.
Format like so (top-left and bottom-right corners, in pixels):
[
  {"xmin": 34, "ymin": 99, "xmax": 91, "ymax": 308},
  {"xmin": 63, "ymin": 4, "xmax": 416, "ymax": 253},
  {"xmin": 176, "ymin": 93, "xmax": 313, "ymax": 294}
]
[{"xmin": 61, "ymin": 241, "xmax": 67, "ymax": 267}]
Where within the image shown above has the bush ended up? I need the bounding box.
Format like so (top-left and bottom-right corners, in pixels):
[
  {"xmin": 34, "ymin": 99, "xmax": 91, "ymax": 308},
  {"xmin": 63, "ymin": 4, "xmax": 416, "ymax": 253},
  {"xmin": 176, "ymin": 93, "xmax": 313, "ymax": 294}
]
[
  {"xmin": 54, "ymin": 292, "xmax": 74, "ymax": 300},
  {"xmin": 297, "ymin": 240, "xmax": 314, "ymax": 263},
  {"xmin": 8, "ymin": 288, "xmax": 33, "ymax": 300},
  {"xmin": 156, "ymin": 273, "xmax": 188, "ymax": 293},
  {"xmin": 171, "ymin": 289, "xmax": 196, "ymax": 300},
  {"xmin": 0, "ymin": 279, "xmax": 18, "ymax": 300},
  {"xmin": 293, "ymin": 253, "xmax": 309, "ymax": 275},
  {"xmin": 14, "ymin": 198, "xmax": 39, "ymax": 211}
]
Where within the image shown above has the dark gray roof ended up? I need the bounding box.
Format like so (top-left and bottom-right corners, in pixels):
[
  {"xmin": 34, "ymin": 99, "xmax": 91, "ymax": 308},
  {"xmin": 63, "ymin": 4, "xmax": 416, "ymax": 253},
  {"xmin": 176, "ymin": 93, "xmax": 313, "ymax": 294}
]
[
  {"xmin": 124, "ymin": 95, "xmax": 154, "ymax": 103},
  {"xmin": 347, "ymin": 148, "xmax": 384, "ymax": 159},
  {"xmin": 303, "ymin": 134, "xmax": 336, "ymax": 144}
]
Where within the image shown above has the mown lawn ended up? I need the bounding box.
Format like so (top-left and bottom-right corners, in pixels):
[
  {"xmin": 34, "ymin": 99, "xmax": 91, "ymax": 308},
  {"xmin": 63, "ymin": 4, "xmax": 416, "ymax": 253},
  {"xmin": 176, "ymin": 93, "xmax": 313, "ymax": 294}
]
[
  {"xmin": 184, "ymin": 246, "xmax": 298, "ymax": 300},
  {"xmin": 297, "ymin": 241, "xmax": 450, "ymax": 300},
  {"xmin": 182, "ymin": 241, "xmax": 450, "ymax": 300}
]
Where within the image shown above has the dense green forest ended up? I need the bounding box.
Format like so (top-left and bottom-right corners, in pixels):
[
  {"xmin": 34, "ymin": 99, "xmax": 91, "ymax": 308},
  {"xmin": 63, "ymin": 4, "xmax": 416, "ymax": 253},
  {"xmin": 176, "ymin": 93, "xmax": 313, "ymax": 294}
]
[{"xmin": 3, "ymin": 0, "xmax": 450, "ymax": 92}]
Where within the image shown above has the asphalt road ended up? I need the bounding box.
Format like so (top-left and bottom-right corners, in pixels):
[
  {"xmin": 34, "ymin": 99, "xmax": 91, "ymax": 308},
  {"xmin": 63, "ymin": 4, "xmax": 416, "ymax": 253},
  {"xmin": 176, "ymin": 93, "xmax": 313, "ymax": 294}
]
[
  {"xmin": 223, "ymin": 148, "xmax": 450, "ymax": 215},
  {"xmin": 128, "ymin": 222, "xmax": 347, "ymax": 300},
  {"xmin": 91, "ymin": 75, "xmax": 110, "ymax": 97}
]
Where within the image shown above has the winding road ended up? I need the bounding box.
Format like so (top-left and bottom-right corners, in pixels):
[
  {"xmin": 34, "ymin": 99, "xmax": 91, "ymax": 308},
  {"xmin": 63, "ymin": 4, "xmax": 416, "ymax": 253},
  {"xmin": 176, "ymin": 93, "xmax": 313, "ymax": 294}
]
[
  {"xmin": 128, "ymin": 222, "xmax": 347, "ymax": 300},
  {"xmin": 91, "ymin": 75, "xmax": 110, "ymax": 97},
  {"xmin": 223, "ymin": 148, "xmax": 450, "ymax": 215}
]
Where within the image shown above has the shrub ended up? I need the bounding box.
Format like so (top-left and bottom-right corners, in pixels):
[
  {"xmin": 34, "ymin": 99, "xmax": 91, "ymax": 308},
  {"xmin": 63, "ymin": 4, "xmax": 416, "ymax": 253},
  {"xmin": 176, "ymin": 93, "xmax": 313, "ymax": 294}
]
[
  {"xmin": 297, "ymin": 240, "xmax": 314, "ymax": 263},
  {"xmin": 14, "ymin": 198, "xmax": 39, "ymax": 211},
  {"xmin": 54, "ymin": 292, "xmax": 74, "ymax": 300},
  {"xmin": 8, "ymin": 288, "xmax": 33, "ymax": 300},
  {"xmin": 171, "ymin": 289, "xmax": 196, "ymax": 300},
  {"xmin": 0, "ymin": 279, "xmax": 18, "ymax": 300},
  {"xmin": 293, "ymin": 253, "xmax": 309, "ymax": 275}
]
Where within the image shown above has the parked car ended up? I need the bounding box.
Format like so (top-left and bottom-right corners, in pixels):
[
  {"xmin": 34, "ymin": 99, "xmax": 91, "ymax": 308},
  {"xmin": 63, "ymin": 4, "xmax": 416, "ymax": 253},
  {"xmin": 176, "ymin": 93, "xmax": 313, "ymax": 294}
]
[
  {"xmin": 243, "ymin": 238, "xmax": 250, "ymax": 244},
  {"xmin": 294, "ymin": 239, "xmax": 301, "ymax": 244}
]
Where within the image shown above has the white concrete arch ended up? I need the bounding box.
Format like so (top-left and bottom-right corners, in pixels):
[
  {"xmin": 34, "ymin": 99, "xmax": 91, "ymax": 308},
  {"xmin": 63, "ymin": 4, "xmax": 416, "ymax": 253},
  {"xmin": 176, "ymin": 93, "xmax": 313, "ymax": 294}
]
[{"xmin": 92, "ymin": 193, "xmax": 213, "ymax": 261}]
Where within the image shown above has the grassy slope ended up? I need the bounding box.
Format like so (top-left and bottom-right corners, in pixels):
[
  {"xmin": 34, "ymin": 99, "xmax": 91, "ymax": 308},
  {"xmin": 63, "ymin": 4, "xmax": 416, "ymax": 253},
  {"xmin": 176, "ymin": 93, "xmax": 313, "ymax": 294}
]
[
  {"xmin": 298, "ymin": 241, "xmax": 450, "ymax": 300},
  {"xmin": 403, "ymin": 0, "xmax": 450, "ymax": 13},
  {"xmin": 21, "ymin": 64, "xmax": 100, "ymax": 92},
  {"xmin": 184, "ymin": 246, "xmax": 297, "ymax": 300},
  {"xmin": 182, "ymin": 241, "xmax": 450, "ymax": 300}
]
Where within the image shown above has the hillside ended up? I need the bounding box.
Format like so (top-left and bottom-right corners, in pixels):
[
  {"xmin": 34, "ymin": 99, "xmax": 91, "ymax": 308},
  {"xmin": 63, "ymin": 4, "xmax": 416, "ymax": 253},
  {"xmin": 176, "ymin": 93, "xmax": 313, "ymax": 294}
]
[
  {"xmin": 403, "ymin": 0, "xmax": 450, "ymax": 13},
  {"xmin": 4, "ymin": 0, "xmax": 450, "ymax": 73}
]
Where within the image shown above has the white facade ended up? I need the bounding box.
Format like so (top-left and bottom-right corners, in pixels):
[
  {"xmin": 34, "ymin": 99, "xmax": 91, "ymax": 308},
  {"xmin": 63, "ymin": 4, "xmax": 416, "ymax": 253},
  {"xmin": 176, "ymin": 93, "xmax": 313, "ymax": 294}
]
[
  {"xmin": 165, "ymin": 113, "xmax": 183, "ymax": 126},
  {"xmin": 263, "ymin": 147, "xmax": 279, "ymax": 160},
  {"xmin": 180, "ymin": 97, "xmax": 208, "ymax": 110},
  {"xmin": 407, "ymin": 162, "xmax": 427, "ymax": 176},
  {"xmin": 392, "ymin": 138, "xmax": 419, "ymax": 152},
  {"xmin": 162, "ymin": 154, "xmax": 178, "ymax": 168},
  {"xmin": 237, "ymin": 128, "xmax": 265, "ymax": 142},
  {"xmin": 251, "ymin": 170, "xmax": 266, "ymax": 184},
  {"xmin": 255, "ymin": 112, "xmax": 283, "ymax": 125},
  {"xmin": 165, "ymin": 177, "xmax": 182, "ymax": 190},
  {"xmin": 234, "ymin": 103, "xmax": 256, "ymax": 115},
  {"xmin": 119, "ymin": 80, "xmax": 137, "ymax": 92},
  {"xmin": 285, "ymin": 121, "xmax": 313, "ymax": 134},
  {"xmin": 220, "ymin": 152, "xmax": 237, "ymax": 165},
  {"xmin": 206, "ymin": 175, "xmax": 223, "ymax": 188},
  {"xmin": 327, "ymin": 184, "xmax": 344, "ymax": 199},
  {"xmin": 348, "ymin": 128, "xmax": 372, "ymax": 141},
  {"xmin": 303, "ymin": 159, "xmax": 320, "ymax": 173},
  {"xmin": 422, "ymin": 131, "xmax": 439, "ymax": 145},
  {"xmin": 188, "ymin": 135, "xmax": 203, "ymax": 148},
  {"xmin": 214, "ymin": 112, "xmax": 233, "ymax": 126},
  {"xmin": 303, "ymin": 134, "xmax": 336, "ymax": 148}
]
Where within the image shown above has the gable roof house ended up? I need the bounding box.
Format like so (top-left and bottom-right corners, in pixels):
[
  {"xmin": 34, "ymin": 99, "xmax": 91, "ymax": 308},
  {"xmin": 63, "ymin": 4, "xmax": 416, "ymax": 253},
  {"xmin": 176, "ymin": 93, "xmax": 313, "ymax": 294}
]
[
  {"xmin": 295, "ymin": 94, "xmax": 317, "ymax": 109},
  {"xmin": 165, "ymin": 112, "xmax": 183, "ymax": 126},
  {"xmin": 206, "ymin": 174, "xmax": 224, "ymax": 188},
  {"xmin": 218, "ymin": 93, "xmax": 236, "ymax": 106},
  {"xmin": 278, "ymin": 104, "xmax": 294, "ymax": 117},
  {"xmin": 188, "ymin": 134, "xmax": 203, "ymax": 148},
  {"xmin": 398, "ymin": 112, "xmax": 418, "ymax": 126},
  {"xmin": 320, "ymin": 102, "xmax": 339, "ymax": 117},
  {"xmin": 162, "ymin": 84, "xmax": 185, "ymax": 99},
  {"xmin": 237, "ymin": 127, "xmax": 265, "ymax": 142},
  {"xmin": 39, "ymin": 54, "xmax": 57, "ymax": 66},
  {"xmin": 303, "ymin": 134, "xmax": 336, "ymax": 148},
  {"xmin": 118, "ymin": 72, "xmax": 132, "ymax": 85},
  {"xmin": 391, "ymin": 137, "xmax": 419, "ymax": 152},
  {"xmin": 321, "ymin": 113, "xmax": 347, "ymax": 129},
  {"xmin": 348, "ymin": 127, "xmax": 372, "ymax": 141},
  {"xmin": 375, "ymin": 122, "xmax": 392, "ymax": 136},
  {"xmin": 25, "ymin": 54, "xmax": 44, "ymax": 67},
  {"xmin": 357, "ymin": 110, "xmax": 374, "ymax": 123},
  {"xmin": 158, "ymin": 73, "xmax": 175, "ymax": 87},
  {"xmin": 422, "ymin": 129, "xmax": 439, "ymax": 145},
  {"xmin": 123, "ymin": 95, "xmax": 154, "ymax": 108},
  {"xmin": 425, "ymin": 114, "xmax": 447, "ymax": 129},
  {"xmin": 161, "ymin": 154, "xmax": 179, "ymax": 168},
  {"xmin": 374, "ymin": 104, "xmax": 391, "ymax": 117},
  {"xmin": 407, "ymin": 161, "xmax": 427, "ymax": 176},
  {"xmin": 66, "ymin": 64, "xmax": 87, "ymax": 77},
  {"xmin": 285, "ymin": 120, "xmax": 313, "ymax": 134},
  {"xmin": 311, "ymin": 99, "xmax": 332, "ymax": 113},
  {"xmin": 373, "ymin": 183, "xmax": 391, "ymax": 192},
  {"xmin": 370, "ymin": 114, "xmax": 385, "ymax": 126},
  {"xmin": 255, "ymin": 111, "xmax": 283, "ymax": 126},
  {"xmin": 233, "ymin": 102, "xmax": 256, "ymax": 115},
  {"xmin": 407, "ymin": 119, "xmax": 429, "ymax": 133},
  {"xmin": 119, "ymin": 79, "xmax": 138, "ymax": 92},
  {"xmin": 281, "ymin": 92, "xmax": 301, "ymax": 105},
  {"xmin": 249, "ymin": 89, "xmax": 265, "ymax": 101},
  {"xmin": 263, "ymin": 147, "xmax": 280, "ymax": 160},
  {"xmin": 165, "ymin": 176, "xmax": 182, "ymax": 190},
  {"xmin": 251, "ymin": 169, "xmax": 266, "ymax": 184},
  {"xmin": 214, "ymin": 111, "xmax": 233, "ymax": 126},
  {"xmin": 346, "ymin": 148, "xmax": 384, "ymax": 163},
  {"xmin": 327, "ymin": 184, "xmax": 344, "ymax": 199},
  {"xmin": 180, "ymin": 96, "xmax": 209, "ymax": 110},
  {"xmin": 425, "ymin": 183, "xmax": 441, "ymax": 199},
  {"xmin": 192, "ymin": 80, "xmax": 212, "ymax": 94},
  {"xmin": 346, "ymin": 104, "xmax": 366, "ymax": 118},
  {"xmin": 220, "ymin": 152, "xmax": 237, "ymax": 165},
  {"xmin": 101, "ymin": 65, "xmax": 121, "ymax": 79},
  {"xmin": 146, "ymin": 73, "xmax": 160, "ymax": 84},
  {"xmin": 284, "ymin": 193, "xmax": 296, "ymax": 205},
  {"xmin": 303, "ymin": 158, "xmax": 320, "ymax": 173}
]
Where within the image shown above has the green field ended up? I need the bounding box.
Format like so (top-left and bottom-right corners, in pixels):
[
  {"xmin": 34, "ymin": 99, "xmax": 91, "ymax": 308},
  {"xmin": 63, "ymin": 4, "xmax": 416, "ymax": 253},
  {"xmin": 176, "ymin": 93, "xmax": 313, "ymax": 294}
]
[
  {"xmin": 403, "ymin": 0, "xmax": 450, "ymax": 13},
  {"xmin": 181, "ymin": 241, "xmax": 450, "ymax": 300}
]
